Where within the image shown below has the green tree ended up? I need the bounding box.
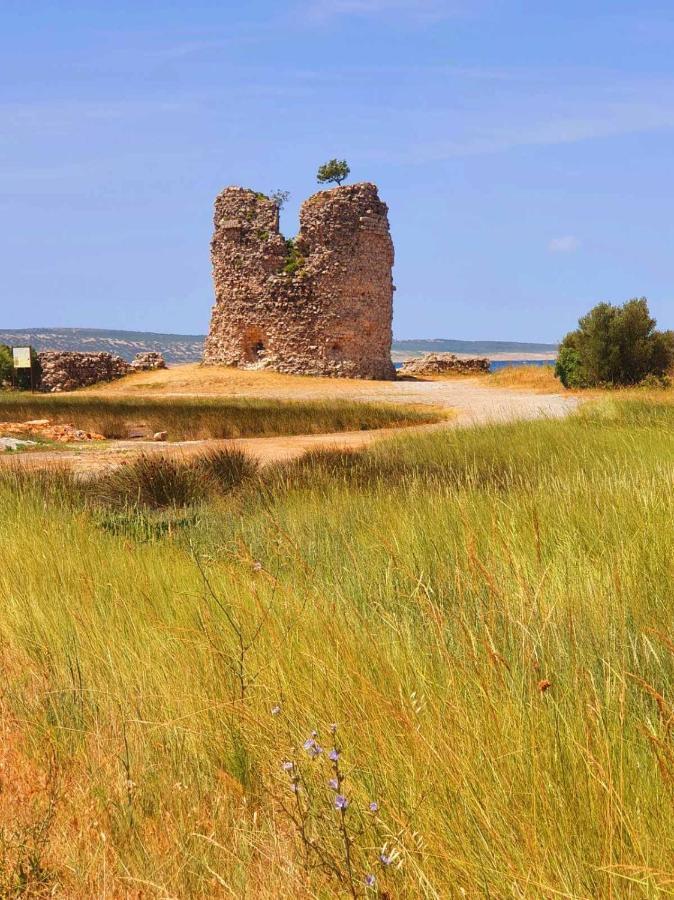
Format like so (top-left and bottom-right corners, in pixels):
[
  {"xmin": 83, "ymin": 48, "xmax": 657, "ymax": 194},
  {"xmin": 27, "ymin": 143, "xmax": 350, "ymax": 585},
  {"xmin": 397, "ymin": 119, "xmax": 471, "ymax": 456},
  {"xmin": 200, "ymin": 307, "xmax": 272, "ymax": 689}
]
[
  {"xmin": 0, "ymin": 344, "xmax": 12, "ymax": 386},
  {"xmin": 556, "ymin": 297, "xmax": 674, "ymax": 387},
  {"xmin": 316, "ymin": 159, "xmax": 350, "ymax": 187},
  {"xmin": 554, "ymin": 346, "xmax": 585, "ymax": 388}
]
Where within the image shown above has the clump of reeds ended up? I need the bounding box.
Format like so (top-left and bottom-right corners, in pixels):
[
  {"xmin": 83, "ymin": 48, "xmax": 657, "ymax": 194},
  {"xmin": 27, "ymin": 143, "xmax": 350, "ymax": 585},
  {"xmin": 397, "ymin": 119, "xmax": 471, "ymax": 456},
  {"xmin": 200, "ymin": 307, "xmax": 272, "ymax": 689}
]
[
  {"xmin": 85, "ymin": 447, "xmax": 259, "ymax": 510},
  {"xmin": 196, "ymin": 446, "xmax": 259, "ymax": 492}
]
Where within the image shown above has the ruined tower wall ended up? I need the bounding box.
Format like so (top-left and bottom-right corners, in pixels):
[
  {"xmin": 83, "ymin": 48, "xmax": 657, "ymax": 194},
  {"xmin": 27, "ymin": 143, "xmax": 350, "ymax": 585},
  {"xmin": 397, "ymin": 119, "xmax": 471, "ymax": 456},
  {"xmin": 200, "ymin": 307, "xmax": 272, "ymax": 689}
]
[{"xmin": 203, "ymin": 182, "xmax": 395, "ymax": 379}]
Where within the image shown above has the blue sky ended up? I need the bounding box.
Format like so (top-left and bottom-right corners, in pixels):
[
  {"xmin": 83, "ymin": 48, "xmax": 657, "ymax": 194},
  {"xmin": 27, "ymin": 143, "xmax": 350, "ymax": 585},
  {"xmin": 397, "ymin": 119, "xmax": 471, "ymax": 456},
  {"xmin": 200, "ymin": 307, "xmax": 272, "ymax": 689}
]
[{"xmin": 1, "ymin": 0, "xmax": 673, "ymax": 341}]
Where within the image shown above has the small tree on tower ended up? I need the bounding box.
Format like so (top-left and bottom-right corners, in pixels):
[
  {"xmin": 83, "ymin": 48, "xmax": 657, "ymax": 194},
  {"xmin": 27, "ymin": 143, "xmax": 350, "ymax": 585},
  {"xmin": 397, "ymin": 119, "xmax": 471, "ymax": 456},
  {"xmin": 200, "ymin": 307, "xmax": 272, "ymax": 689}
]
[{"xmin": 316, "ymin": 159, "xmax": 351, "ymax": 186}]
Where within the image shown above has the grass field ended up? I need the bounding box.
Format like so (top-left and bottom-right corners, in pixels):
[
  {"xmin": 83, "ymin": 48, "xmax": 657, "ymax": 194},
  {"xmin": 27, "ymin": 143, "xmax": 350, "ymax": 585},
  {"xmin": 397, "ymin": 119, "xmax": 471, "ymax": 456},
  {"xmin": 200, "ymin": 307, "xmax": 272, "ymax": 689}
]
[
  {"xmin": 0, "ymin": 393, "xmax": 435, "ymax": 440},
  {"xmin": 0, "ymin": 395, "xmax": 673, "ymax": 896},
  {"xmin": 487, "ymin": 363, "xmax": 559, "ymax": 390}
]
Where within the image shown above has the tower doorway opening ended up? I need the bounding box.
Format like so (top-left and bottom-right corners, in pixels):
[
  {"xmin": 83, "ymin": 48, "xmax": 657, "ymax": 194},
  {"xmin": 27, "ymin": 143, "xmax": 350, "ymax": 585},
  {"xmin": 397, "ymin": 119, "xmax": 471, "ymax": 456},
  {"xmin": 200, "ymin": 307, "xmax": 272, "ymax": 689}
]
[{"xmin": 242, "ymin": 327, "xmax": 268, "ymax": 363}]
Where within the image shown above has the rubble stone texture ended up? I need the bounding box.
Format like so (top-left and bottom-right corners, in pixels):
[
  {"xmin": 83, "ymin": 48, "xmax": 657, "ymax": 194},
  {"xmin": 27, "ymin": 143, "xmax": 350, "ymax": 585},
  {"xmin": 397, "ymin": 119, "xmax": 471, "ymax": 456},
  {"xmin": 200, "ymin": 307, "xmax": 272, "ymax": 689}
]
[
  {"xmin": 0, "ymin": 421, "xmax": 104, "ymax": 442},
  {"xmin": 38, "ymin": 351, "xmax": 130, "ymax": 392},
  {"xmin": 204, "ymin": 183, "xmax": 395, "ymax": 379},
  {"xmin": 400, "ymin": 353, "xmax": 490, "ymax": 376},
  {"xmin": 130, "ymin": 351, "xmax": 167, "ymax": 371}
]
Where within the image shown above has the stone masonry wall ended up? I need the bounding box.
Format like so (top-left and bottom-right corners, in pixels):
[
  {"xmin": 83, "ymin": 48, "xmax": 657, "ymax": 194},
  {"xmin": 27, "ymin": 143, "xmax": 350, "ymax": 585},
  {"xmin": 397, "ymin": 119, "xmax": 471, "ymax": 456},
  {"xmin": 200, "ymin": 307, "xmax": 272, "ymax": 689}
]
[
  {"xmin": 400, "ymin": 353, "xmax": 490, "ymax": 376},
  {"xmin": 38, "ymin": 351, "xmax": 130, "ymax": 392},
  {"xmin": 203, "ymin": 183, "xmax": 395, "ymax": 379}
]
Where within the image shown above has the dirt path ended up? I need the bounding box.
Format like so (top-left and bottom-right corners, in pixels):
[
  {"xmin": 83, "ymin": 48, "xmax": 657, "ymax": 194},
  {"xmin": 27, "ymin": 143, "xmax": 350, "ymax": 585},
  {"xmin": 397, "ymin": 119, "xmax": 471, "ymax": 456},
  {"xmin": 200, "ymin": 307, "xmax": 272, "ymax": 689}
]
[{"xmin": 1, "ymin": 376, "xmax": 578, "ymax": 475}]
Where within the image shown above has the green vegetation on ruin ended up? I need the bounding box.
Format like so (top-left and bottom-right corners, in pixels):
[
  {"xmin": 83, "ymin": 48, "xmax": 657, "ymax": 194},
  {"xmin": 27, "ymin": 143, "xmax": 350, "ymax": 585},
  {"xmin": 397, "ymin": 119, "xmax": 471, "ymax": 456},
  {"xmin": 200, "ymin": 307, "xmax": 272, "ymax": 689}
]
[
  {"xmin": 283, "ymin": 237, "xmax": 305, "ymax": 276},
  {"xmin": 0, "ymin": 392, "xmax": 434, "ymax": 440},
  {"xmin": 0, "ymin": 394, "xmax": 673, "ymax": 894}
]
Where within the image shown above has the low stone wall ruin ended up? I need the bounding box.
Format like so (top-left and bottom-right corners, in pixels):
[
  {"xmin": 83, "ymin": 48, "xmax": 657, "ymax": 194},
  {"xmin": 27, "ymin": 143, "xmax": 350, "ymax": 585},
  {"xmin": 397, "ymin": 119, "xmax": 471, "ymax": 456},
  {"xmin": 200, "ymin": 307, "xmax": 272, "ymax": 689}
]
[
  {"xmin": 130, "ymin": 351, "xmax": 166, "ymax": 371},
  {"xmin": 399, "ymin": 353, "xmax": 490, "ymax": 376},
  {"xmin": 36, "ymin": 351, "xmax": 167, "ymax": 392},
  {"xmin": 37, "ymin": 351, "xmax": 131, "ymax": 392}
]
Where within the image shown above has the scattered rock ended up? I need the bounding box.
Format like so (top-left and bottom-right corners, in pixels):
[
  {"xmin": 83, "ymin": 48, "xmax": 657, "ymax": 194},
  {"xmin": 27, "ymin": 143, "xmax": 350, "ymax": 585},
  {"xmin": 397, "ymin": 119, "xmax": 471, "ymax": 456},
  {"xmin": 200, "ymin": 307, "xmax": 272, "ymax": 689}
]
[
  {"xmin": 399, "ymin": 353, "xmax": 490, "ymax": 377},
  {"xmin": 0, "ymin": 421, "xmax": 105, "ymax": 443},
  {"xmin": 38, "ymin": 351, "xmax": 130, "ymax": 392},
  {"xmin": 127, "ymin": 425, "xmax": 153, "ymax": 440},
  {"xmin": 0, "ymin": 437, "xmax": 36, "ymax": 451},
  {"xmin": 130, "ymin": 351, "xmax": 167, "ymax": 371},
  {"xmin": 153, "ymin": 431, "xmax": 168, "ymax": 442}
]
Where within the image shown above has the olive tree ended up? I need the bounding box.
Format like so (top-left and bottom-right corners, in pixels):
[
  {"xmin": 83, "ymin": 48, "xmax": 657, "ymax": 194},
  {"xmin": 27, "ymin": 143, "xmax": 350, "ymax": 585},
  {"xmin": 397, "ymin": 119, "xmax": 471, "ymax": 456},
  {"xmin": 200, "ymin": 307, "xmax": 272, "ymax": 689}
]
[{"xmin": 555, "ymin": 298, "xmax": 674, "ymax": 387}]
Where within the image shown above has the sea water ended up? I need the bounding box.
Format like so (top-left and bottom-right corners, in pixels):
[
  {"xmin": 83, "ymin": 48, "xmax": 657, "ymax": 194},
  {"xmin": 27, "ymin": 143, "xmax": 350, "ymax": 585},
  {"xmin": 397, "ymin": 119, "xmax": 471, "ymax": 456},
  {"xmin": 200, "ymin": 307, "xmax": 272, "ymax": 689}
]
[
  {"xmin": 489, "ymin": 359, "xmax": 555, "ymax": 372},
  {"xmin": 394, "ymin": 359, "xmax": 555, "ymax": 372}
]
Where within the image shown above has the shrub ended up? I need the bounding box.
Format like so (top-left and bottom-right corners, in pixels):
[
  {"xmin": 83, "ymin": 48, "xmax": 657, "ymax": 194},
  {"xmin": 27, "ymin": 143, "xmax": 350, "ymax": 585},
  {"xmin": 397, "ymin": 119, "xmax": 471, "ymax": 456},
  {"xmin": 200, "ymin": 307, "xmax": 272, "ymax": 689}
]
[
  {"xmin": 196, "ymin": 447, "xmax": 259, "ymax": 492},
  {"xmin": 89, "ymin": 454, "xmax": 207, "ymax": 509},
  {"xmin": 554, "ymin": 347, "xmax": 586, "ymax": 388},
  {"xmin": 638, "ymin": 372, "xmax": 671, "ymax": 389},
  {"xmin": 0, "ymin": 344, "xmax": 13, "ymax": 386},
  {"xmin": 283, "ymin": 238, "xmax": 305, "ymax": 275},
  {"xmin": 0, "ymin": 347, "xmax": 13, "ymax": 389},
  {"xmin": 557, "ymin": 298, "xmax": 674, "ymax": 387}
]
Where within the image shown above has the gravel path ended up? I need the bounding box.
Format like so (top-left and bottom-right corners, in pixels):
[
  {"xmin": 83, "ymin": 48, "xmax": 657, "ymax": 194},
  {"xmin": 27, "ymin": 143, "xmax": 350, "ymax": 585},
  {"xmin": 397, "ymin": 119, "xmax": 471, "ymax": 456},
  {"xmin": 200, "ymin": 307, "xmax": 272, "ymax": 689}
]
[{"xmin": 0, "ymin": 378, "xmax": 578, "ymax": 475}]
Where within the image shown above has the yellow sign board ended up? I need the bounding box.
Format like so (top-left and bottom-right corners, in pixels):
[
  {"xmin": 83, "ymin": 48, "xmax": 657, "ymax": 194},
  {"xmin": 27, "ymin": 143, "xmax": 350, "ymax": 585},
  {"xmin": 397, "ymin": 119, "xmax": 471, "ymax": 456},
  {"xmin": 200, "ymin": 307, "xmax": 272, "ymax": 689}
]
[{"xmin": 12, "ymin": 347, "xmax": 31, "ymax": 369}]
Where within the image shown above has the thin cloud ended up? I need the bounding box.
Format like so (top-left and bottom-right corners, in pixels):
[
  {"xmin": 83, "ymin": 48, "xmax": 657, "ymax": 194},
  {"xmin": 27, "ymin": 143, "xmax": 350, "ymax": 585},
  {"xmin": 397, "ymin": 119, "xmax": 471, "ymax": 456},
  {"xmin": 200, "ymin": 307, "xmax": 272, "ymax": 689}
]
[
  {"xmin": 304, "ymin": 0, "xmax": 464, "ymax": 22},
  {"xmin": 377, "ymin": 80, "xmax": 674, "ymax": 163},
  {"xmin": 549, "ymin": 236, "xmax": 580, "ymax": 254}
]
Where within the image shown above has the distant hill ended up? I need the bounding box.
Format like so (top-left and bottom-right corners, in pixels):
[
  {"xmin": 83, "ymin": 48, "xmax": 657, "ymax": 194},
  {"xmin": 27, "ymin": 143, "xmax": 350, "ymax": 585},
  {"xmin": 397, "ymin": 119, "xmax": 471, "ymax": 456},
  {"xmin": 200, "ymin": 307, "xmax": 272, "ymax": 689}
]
[
  {"xmin": 0, "ymin": 328, "xmax": 558, "ymax": 363},
  {"xmin": 0, "ymin": 328, "xmax": 205, "ymax": 364}
]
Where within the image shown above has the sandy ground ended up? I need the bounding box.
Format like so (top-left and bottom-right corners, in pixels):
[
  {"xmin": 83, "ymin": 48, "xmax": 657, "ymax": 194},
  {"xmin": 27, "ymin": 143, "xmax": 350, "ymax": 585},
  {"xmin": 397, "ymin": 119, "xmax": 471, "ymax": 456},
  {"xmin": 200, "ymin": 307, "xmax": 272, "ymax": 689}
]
[{"xmin": 0, "ymin": 365, "xmax": 578, "ymax": 475}]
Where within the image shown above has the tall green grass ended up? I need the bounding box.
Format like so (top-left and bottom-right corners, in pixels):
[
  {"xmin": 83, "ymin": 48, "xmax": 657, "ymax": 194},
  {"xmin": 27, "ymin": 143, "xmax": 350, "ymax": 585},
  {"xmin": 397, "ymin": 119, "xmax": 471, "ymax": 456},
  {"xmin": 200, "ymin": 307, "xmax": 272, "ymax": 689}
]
[
  {"xmin": 0, "ymin": 392, "xmax": 434, "ymax": 440},
  {"xmin": 0, "ymin": 398, "xmax": 673, "ymax": 895}
]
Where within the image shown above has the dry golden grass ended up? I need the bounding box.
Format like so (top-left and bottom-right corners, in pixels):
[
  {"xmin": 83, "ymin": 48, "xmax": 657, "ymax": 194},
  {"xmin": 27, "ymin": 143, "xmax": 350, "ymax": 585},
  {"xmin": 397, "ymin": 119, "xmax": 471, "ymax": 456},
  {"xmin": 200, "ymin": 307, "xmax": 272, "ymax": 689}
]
[
  {"xmin": 0, "ymin": 391, "xmax": 435, "ymax": 443},
  {"xmin": 487, "ymin": 364, "xmax": 674, "ymax": 402},
  {"xmin": 0, "ymin": 656, "xmax": 309, "ymax": 899},
  {"xmin": 87, "ymin": 363, "xmax": 396, "ymax": 400},
  {"xmin": 486, "ymin": 364, "xmax": 561, "ymax": 392},
  {"xmin": 1, "ymin": 398, "xmax": 674, "ymax": 895}
]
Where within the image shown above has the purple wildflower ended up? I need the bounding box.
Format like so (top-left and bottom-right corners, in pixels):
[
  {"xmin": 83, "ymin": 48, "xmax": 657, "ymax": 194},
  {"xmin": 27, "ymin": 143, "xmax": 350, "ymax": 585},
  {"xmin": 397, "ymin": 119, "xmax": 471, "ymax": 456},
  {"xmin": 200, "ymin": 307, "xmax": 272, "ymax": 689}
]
[
  {"xmin": 364, "ymin": 874, "xmax": 376, "ymax": 888},
  {"xmin": 334, "ymin": 794, "xmax": 349, "ymax": 811},
  {"xmin": 328, "ymin": 777, "xmax": 339, "ymax": 791},
  {"xmin": 369, "ymin": 801, "xmax": 379, "ymax": 813},
  {"xmin": 303, "ymin": 737, "xmax": 323, "ymax": 757},
  {"xmin": 302, "ymin": 731, "xmax": 323, "ymax": 759},
  {"xmin": 329, "ymin": 748, "xmax": 340, "ymax": 762},
  {"xmin": 282, "ymin": 761, "xmax": 294, "ymax": 772},
  {"xmin": 379, "ymin": 852, "xmax": 392, "ymax": 867}
]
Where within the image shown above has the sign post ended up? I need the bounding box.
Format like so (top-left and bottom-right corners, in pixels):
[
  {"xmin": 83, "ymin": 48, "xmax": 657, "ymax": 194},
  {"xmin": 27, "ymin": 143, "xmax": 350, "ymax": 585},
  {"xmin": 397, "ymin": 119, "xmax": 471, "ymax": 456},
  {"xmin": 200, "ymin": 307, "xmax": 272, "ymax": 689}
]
[{"xmin": 12, "ymin": 347, "xmax": 35, "ymax": 391}]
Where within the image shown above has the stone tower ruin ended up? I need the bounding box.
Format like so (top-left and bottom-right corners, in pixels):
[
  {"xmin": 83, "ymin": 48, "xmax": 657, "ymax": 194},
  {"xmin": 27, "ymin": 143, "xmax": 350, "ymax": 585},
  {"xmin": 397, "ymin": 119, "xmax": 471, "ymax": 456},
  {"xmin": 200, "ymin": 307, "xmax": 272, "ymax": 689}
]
[{"xmin": 203, "ymin": 182, "xmax": 395, "ymax": 379}]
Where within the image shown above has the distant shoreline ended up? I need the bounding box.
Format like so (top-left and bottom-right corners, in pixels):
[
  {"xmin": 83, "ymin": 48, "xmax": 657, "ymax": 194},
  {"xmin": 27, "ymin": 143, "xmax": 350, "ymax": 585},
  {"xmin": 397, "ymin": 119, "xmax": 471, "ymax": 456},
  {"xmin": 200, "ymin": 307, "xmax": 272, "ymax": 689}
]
[
  {"xmin": 1, "ymin": 328, "xmax": 558, "ymax": 366},
  {"xmin": 392, "ymin": 351, "xmax": 557, "ymax": 363}
]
